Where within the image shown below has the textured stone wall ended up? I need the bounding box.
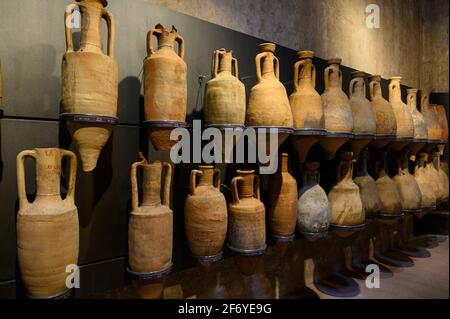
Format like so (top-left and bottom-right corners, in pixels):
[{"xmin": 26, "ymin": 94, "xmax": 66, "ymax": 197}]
[
  {"xmin": 146, "ymin": 0, "xmax": 448, "ymax": 91},
  {"xmin": 420, "ymin": 0, "xmax": 449, "ymax": 92}
]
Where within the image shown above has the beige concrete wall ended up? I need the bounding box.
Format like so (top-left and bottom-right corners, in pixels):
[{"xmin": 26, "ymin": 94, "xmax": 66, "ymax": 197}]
[
  {"xmin": 420, "ymin": 0, "xmax": 449, "ymax": 92},
  {"xmin": 145, "ymin": 0, "xmax": 448, "ymax": 91}
]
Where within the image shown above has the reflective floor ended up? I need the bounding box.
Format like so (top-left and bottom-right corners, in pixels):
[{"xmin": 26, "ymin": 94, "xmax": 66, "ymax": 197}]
[{"xmin": 88, "ymin": 215, "xmax": 449, "ymax": 299}]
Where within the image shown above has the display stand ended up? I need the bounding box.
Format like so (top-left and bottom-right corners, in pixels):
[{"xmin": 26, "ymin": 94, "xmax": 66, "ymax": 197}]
[
  {"xmin": 60, "ymin": 113, "xmax": 119, "ymax": 125},
  {"xmin": 126, "ymin": 263, "xmax": 173, "ymax": 280},
  {"xmin": 227, "ymin": 244, "xmax": 267, "ymax": 256}
]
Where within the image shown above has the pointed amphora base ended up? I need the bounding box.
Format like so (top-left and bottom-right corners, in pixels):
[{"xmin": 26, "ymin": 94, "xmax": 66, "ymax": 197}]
[
  {"xmin": 290, "ymin": 129, "xmax": 325, "ymax": 163},
  {"xmin": 205, "ymin": 124, "xmax": 245, "ymax": 163},
  {"xmin": 407, "ymin": 139, "xmax": 427, "ymax": 160},
  {"xmin": 68, "ymin": 122, "xmax": 113, "ymax": 172},
  {"xmin": 145, "ymin": 120, "xmax": 187, "ymax": 151},
  {"xmin": 347, "ymin": 135, "xmax": 374, "ymax": 159},
  {"xmin": 420, "ymin": 139, "xmax": 440, "ymax": 154},
  {"xmin": 369, "ymin": 135, "xmax": 395, "ymax": 149},
  {"xmin": 318, "ymin": 132, "xmax": 352, "ymax": 160},
  {"xmin": 248, "ymin": 126, "xmax": 293, "ymax": 167},
  {"xmin": 388, "ymin": 137, "xmax": 413, "ymax": 152},
  {"xmin": 438, "ymin": 141, "xmax": 447, "ymax": 156}
]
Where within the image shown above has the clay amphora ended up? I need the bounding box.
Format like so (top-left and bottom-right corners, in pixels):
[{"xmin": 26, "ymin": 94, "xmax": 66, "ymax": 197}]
[
  {"xmin": 368, "ymin": 75, "xmax": 397, "ymax": 148},
  {"xmin": 246, "ymin": 43, "xmax": 293, "ymax": 128},
  {"xmin": 407, "ymin": 89, "xmax": 428, "ymax": 140},
  {"xmin": 144, "ymin": 24, "xmax": 187, "ymax": 150},
  {"xmin": 228, "ymin": 170, "xmax": 266, "ymax": 254},
  {"xmin": 375, "ymin": 152, "xmax": 402, "ymax": 216},
  {"xmin": 420, "ymin": 91, "xmax": 441, "ymax": 141},
  {"xmin": 348, "ymin": 71, "xmax": 377, "ymax": 158},
  {"xmin": 406, "ymin": 88, "xmax": 428, "ymax": 157},
  {"xmin": 16, "ymin": 148, "xmax": 79, "ymax": 298},
  {"xmin": 349, "ymin": 71, "xmax": 376, "ymax": 136},
  {"xmin": 430, "ymin": 151, "xmax": 448, "ymax": 203},
  {"xmin": 414, "ymin": 152, "xmax": 437, "ymax": 209},
  {"xmin": 328, "ymin": 151, "xmax": 364, "ymax": 226},
  {"xmin": 62, "ymin": 0, "xmax": 118, "ymax": 172},
  {"xmin": 267, "ymin": 153, "xmax": 297, "ymax": 238},
  {"xmin": 319, "ymin": 58, "xmax": 353, "ymax": 159},
  {"xmin": 289, "ymin": 50, "xmax": 324, "ymax": 131},
  {"xmin": 185, "ymin": 165, "xmax": 228, "ymax": 260},
  {"xmin": 204, "ymin": 49, "xmax": 245, "ymax": 126},
  {"xmin": 441, "ymin": 160, "xmax": 449, "ymax": 176},
  {"xmin": 289, "ymin": 50, "xmax": 325, "ymax": 162},
  {"xmin": 128, "ymin": 154, "xmax": 173, "ymax": 275},
  {"xmin": 353, "ymin": 148, "xmax": 382, "ymax": 218},
  {"xmin": 393, "ymin": 150, "xmax": 422, "ymax": 212},
  {"xmin": 436, "ymin": 104, "xmax": 448, "ymax": 155},
  {"xmin": 297, "ymin": 162, "xmax": 330, "ymax": 234},
  {"xmin": 424, "ymin": 154, "xmax": 443, "ymax": 203},
  {"xmin": 388, "ymin": 76, "xmax": 414, "ymax": 152}
]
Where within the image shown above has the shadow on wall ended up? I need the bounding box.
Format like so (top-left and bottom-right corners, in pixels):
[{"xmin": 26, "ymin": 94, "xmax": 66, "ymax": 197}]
[
  {"xmin": 118, "ymin": 76, "xmax": 143, "ymax": 123},
  {"xmin": 59, "ymin": 120, "xmax": 114, "ymax": 228}
]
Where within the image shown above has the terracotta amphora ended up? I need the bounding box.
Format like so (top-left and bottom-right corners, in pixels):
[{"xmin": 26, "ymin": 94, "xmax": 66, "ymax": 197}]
[
  {"xmin": 228, "ymin": 170, "xmax": 266, "ymax": 254},
  {"xmin": 204, "ymin": 48, "xmax": 245, "ymax": 126},
  {"xmin": 289, "ymin": 50, "xmax": 325, "ymax": 162},
  {"xmin": 441, "ymin": 160, "xmax": 449, "ymax": 176},
  {"xmin": 388, "ymin": 76, "xmax": 414, "ymax": 151},
  {"xmin": 144, "ymin": 24, "xmax": 187, "ymax": 151},
  {"xmin": 406, "ymin": 88, "xmax": 428, "ymax": 157},
  {"xmin": 267, "ymin": 153, "xmax": 297, "ymax": 239},
  {"xmin": 348, "ymin": 71, "xmax": 377, "ymax": 158},
  {"xmin": 420, "ymin": 91, "xmax": 441, "ymax": 142},
  {"xmin": 328, "ymin": 151, "xmax": 364, "ymax": 226},
  {"xmin": 353, "ymin": 148, "xmax": 382, "ymax": 218},
  {"xmin": 368, "ymin": 75, "xmax": 397, "ymax": 149},
  {"xmin": 430, "ymin": 151, "xmax": 449, "ymax": 204},
  {"xmin": 128, "ymin": 153, "xmax": 173, "ymax": 276},
  {"xmin": 393, "ymin": 150, "xmax": 422, "ymax": 213},
  {"xmin": 290, "ymin": 50, "xmax": 324, "ymax": 131},
  {"xmin": 62, "ymin": 0, "xmax": 118, "ymax": 172},
  {"xmin": 414, "ymin": 152, "xmax": 437, "ymax": 210},
  {"xmin": 424, "ymin": 153, "xmax": 443, "ymax": 204},
  {"xmin": 185, "ymin": 165, "xmax": 228, "ymax": 260},
  {"xmin": 319, "ymin": 58, "xmax": 353, "ymax": 160},
  {"xmin": 436, "ymin": 104, "xmax": 448, "ymax": 155},
  {"xmin": 16, "ymin": 148, "xmax": 78, "ymax": 298},
  {"xmin": 246, "ymin": 43, "xmax": 293, "ymax": 151},
  {"xmin": 297, "ymin": 162, "xmax": 330, "ymax": 234},
  {"xmin": 375, "ymin": 152, "xmax": 402, "ymax": 216}
]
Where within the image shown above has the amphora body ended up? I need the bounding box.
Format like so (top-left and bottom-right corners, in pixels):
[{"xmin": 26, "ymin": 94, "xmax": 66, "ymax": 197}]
[
  {"xmin": 297, "ymin": 162, "xmax": 330, "ymax": 234},
  {"xmin": 228, "ymin": 170, "xmax": 266, "ymax": 254},
  {"xmin": 144, "ymin": 24, "xmax": 187, "ymax": 150},
  {"xmin": 128, "ymin": 154, "xmax": 173, "ymax": 275},
  {"xmin": 62, "ymin": 0, "xmax": 118, "ymax": 171},
  {"xmin": 319, "ymin": 59, "xmax": 353, "ymax": 159},
  {"xmin": 328, "ymin": 151, "xmax": 364, "ymax": 226},
  {"xmin": 353, "ymin": 148, "xmax": 382, "ymax": 218},
  {"xmin": 17, "ymin": 148, "xmax": 79, "ymax": 298},
  {"xmin": 185, "ymin": 166, "xmax": 227, "ymax": 260},
  {"xmin": 268, "ymin": 153, "xmax": 297, "ymax": 238}
]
